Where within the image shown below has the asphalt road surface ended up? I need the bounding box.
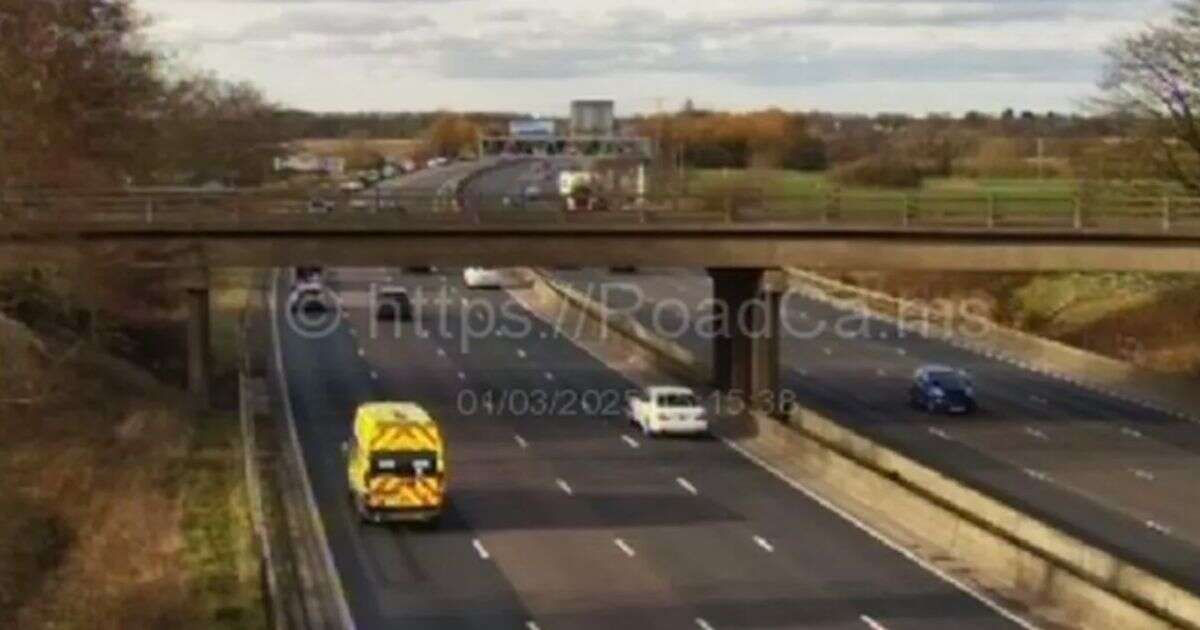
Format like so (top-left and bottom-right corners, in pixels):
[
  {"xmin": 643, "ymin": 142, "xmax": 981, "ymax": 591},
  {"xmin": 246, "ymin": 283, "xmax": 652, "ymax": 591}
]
[
  {"xmin": 271, "ymin": 267, "xmax": 1025, "ymax": 630},
  {"xmin": 551, "ymin": 268, "xmax": 1200, "ymax": 593}
]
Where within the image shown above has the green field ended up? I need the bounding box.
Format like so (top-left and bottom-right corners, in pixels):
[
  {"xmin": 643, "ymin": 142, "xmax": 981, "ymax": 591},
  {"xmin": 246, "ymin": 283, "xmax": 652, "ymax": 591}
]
[{"xmin": 682, "ymin": 169, "xmax": 1186, "ymax": 200}]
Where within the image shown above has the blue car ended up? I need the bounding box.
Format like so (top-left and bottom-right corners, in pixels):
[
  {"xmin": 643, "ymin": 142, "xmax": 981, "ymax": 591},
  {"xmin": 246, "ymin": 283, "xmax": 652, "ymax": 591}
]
[{"xmin": 909, "ymin": 365, "xmax": 977, "ymax": 415}]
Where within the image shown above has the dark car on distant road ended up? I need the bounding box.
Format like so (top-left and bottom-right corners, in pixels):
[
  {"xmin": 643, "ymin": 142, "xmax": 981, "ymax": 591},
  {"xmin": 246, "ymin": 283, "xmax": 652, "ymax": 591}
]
[
  {"xmin": 909, "ymin": 365, "xmax": 977, "ymax": 415},
  {"xmin": 375, "ymin": 287, "xmax": 414, "ymax": 322}
]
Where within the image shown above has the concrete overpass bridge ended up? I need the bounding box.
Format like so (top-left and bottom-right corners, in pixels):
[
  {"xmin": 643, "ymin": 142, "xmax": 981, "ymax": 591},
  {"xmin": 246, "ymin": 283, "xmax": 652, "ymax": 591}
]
[{"xmin": 4, "ymin": 189, "xmax": 1200, "ymax": 402}]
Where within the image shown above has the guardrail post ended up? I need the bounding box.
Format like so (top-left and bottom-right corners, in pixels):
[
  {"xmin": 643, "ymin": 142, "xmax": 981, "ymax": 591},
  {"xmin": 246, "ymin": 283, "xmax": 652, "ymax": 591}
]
[
  {"xmin": 901, "ymin": 195, "xmax": 913, "ymax": 227},
  {"xmin": 725, "ymin": 194, "xmax": 736, "ymax": 224},
  {"xmin": 1073, "ymin": 196, "xmax": 1084, "ymax": 230},
  {"xmin": 1163, "ymin": 196, "xmax": 1173, "ymax": 232},
  {"xmin": 986, "ymin": 193, "xmax": 997, "ymax": 228},
  {"xmin": 145, "ymin": 198, "xmax": 155, "ymax": 223}
]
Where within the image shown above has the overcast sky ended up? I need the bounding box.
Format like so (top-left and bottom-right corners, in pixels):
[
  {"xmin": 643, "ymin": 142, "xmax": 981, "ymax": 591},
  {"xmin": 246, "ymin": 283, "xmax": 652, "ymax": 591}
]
[{"xmin": 139, "ymin": 0, "xmax": 1174, "ymax": 116}]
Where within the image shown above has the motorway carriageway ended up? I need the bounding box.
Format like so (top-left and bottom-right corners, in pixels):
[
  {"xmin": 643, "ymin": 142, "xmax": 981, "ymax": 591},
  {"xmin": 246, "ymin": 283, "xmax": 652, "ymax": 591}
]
[
  {"xmin": 271, "ymin": 268, "xmax": 1026, "ymax": 630},
  {"xmin": 552, "ymin": 268, "xmax": 1200, "ymax": 594}
]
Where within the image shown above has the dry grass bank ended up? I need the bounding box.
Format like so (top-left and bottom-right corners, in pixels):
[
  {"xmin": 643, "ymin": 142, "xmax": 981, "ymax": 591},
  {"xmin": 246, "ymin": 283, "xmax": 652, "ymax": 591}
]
[
  {"xmin": 834, "ymin": 271, "xmax": 1200, "ymax": 375},
  {"xmin": 0, "ymin": 275, "xmax": 263, "ymax": 630}
]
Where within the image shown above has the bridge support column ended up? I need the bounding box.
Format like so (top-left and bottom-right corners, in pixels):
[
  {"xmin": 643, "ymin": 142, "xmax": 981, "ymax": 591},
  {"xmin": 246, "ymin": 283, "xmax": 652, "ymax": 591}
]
[
  {"xmin": 184, "ymin": 272, "xmax": 212, "ymax": 405},
  {"xmin": 709, "ymin": 269, "xmax": 785, "ymax": 408},
  {"xmin": 751, "ymin": 271, "xmax": 786, "ymax": 408}
]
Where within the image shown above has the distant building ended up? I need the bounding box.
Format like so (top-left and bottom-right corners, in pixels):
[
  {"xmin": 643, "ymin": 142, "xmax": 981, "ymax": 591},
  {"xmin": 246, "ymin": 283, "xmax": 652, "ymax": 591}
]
[
  {"xmin": 570, "ymin": 100, "xmax": 616, "ymax": 137},
  {"xmin": 273, "ymin": 153, "xmax": 346, "ymax": 176}
]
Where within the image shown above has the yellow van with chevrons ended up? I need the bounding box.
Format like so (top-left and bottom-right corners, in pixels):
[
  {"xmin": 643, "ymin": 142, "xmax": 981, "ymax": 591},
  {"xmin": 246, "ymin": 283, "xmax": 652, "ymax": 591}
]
[{"xmin": 344, "ymin": 402, "xmax": 446, "ymax": 526}]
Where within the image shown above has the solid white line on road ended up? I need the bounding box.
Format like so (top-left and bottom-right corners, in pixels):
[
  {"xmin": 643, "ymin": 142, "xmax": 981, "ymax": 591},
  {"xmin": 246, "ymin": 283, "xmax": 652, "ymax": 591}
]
[
  {"xmin": 1122, "ymin": 427, "xmax": 1145, "ymax": 439},
  {"xmin": 514, "ymin": 434, "xmax": 528, "ymax": 449},
  {"xmin": 1147, "ymin": 521, "xmax": 1173, "ymax": 535},
  {"xmin": 1023, "ymin": 427, "xmax": 1050, "ymax": 441},
  {"xmin": 720, "ymin": 438, "xmax": 1041, "ymax": 630},
  {"xmin": 860, "ymin": 614, "xmax": 889, "ymax": 630},
  {"xmin": 621, "ymin": 435, "xmax": 640, "ymax": 449},
  {"xmin": 556, "ymin": 479, "xmax": 574, "ymax": 496},
  {"xmin": 1023, "ymin": 468, "xmax": 1052, "ymax": 483},
  {"xmin": 517, "ymin": 349, "xmax": 528, "ymax": 359},
  {"xmin": 753, "ymin": 536, "xmax": 775, "ymax": 553},
  {"xmin": 1131, "ymin": 468, "xmax": 1156, "ymax": 482},
  {"xmin": 473, "ymin": 539, "xmax": 491, "ymax": 560},
  {"xmin": 928, "ymin": 427, "xmax": 953, "ymax": 441},
  {"xmin": 614, "ymin": 538, "xmax": 636, "ymax": 557},
  {"xmin": 695, "ymin": 618, "xmax": 716, "ymax": 630},
  {"xmin": 677, "ymin": 477, "xmax": 699, "ymax": 495}
]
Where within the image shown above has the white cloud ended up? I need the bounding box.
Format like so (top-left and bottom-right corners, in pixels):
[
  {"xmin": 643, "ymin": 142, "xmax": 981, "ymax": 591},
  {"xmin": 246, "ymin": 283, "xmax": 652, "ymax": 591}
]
[{"xmin": 136, "ymin": 0, "xmax": 1174, "ymax": 114}]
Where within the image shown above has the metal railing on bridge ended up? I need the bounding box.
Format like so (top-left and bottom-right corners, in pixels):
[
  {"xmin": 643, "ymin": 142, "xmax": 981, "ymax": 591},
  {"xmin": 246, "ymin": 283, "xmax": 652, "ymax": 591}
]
[{"xmin": 4, "ymin": 188, "xmax": 1200, "ymax": 233}]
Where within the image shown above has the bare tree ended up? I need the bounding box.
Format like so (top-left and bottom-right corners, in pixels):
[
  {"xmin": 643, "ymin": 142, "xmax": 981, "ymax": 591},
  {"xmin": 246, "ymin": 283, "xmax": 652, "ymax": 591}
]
[
  {"xmin": 1099, "ymin": 0, "xmax": 1200, "ymax": 190},
  {"xmin": 0, "ymin": 0, "xmax": 163, "ymax": 187}
]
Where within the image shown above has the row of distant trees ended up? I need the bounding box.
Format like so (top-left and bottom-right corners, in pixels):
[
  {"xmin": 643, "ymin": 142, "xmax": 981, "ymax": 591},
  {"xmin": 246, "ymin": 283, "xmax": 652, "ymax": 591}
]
[{"xmin": 0, "ymin": 0, "xmax": 280, "ymax": 188}]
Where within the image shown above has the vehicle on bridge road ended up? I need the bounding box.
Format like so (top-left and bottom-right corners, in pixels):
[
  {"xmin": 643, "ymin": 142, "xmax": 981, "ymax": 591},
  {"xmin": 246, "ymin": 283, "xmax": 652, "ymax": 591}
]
[
  {"xmin": 343, "ymin": 403, "xmax": 447, "ymax": 526},
  {"xmin": 909, "ymin": 365, "xmax": 978, "ymax": 415},
  {"xmin": 628, "ymin": 385, "xmax": 710, "ymax": 437}
]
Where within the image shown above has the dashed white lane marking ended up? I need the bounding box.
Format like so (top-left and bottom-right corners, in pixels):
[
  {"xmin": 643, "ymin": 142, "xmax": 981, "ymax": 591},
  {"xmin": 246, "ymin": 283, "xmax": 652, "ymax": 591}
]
[
  {"xmin": 1024, "ymin": 468, "xmax": 1052, "ymax": 483},
  {"xmin": 695, "ymin": 618, "xmax": 716, "ymax": 630},
  {"xmin": 677, "ymin": 477, "xmax": 699, "ymax": 495},
  {"xmin": 860, "ymin": 615, "xmax": 889, "ymax": 630},
  {"xmin": 753, "ymin": 536, "xmax": 775, "ymax": 553},
  {"xmin": 1029, "ymin": 395, "xmax": 1049, "ymax": 405},
  {"xmin": 517, "ymin": 349, "xmax": 528, "ymax": 359},
  {"xmin": 556, "ymin": 479, "xmax": 574, "ymax": 496},
  {"xmin": 614, "ymin": 538, "xmax": 636, "ymax": 557},
  {"xmin": 928, "ymin": 427, "xmax": 953, "ymax": 441},
  {"xmin": 514, "ymin": 434, "xmax": 528, "ymax": 449},
  {"xmin": 1122, "ymin": 427, "xmax": 1145, "ymax": 439},
  {"xmin": 1147, "ymin": 521, "xmax": 1173, "ymax": 536},
  {"xmin": 1023, "ymin": 427, "xmax": 1050, "ymax": 441},
  {"xmin": 621, "ymin": 435, "xmax": 640, "ymax": 449},
  {"xmin": 472, "ymin": 539, "xmax": 491, "ymax": 560},
  {"xmin": 1130, "ymin": 468, "xmax": 1156, "ymax": 482}
]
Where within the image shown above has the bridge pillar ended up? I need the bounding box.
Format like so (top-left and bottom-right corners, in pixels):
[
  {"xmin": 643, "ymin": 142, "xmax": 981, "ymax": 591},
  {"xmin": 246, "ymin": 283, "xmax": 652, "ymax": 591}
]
[
  {"xmin": 709, "ymin": 268, "xmax": 784, "ymax": 407},
  {"xmin": 183, "ymin": 271, "xmax": 212, "ymax": 405},
  {"xmin": 751, "ymin": 271, "xmax": 786, "ymax": 407}
]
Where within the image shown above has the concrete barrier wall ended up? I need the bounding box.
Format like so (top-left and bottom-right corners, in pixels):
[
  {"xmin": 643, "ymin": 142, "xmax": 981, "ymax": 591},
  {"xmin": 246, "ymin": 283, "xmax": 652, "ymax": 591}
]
[{"xmin": 527, "ymin": 269, "xmax": 1199, "ymax": 630}]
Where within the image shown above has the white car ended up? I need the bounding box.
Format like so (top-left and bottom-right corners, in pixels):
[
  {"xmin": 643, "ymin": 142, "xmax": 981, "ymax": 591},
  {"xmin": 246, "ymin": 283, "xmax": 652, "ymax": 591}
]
[
  {"xmin": 463, "ymin": 267, "xmax": 519, "ymax": 289},
  {"xmin": 628, "ymin": 386, "xmax": 709, "ymax": 437}
]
